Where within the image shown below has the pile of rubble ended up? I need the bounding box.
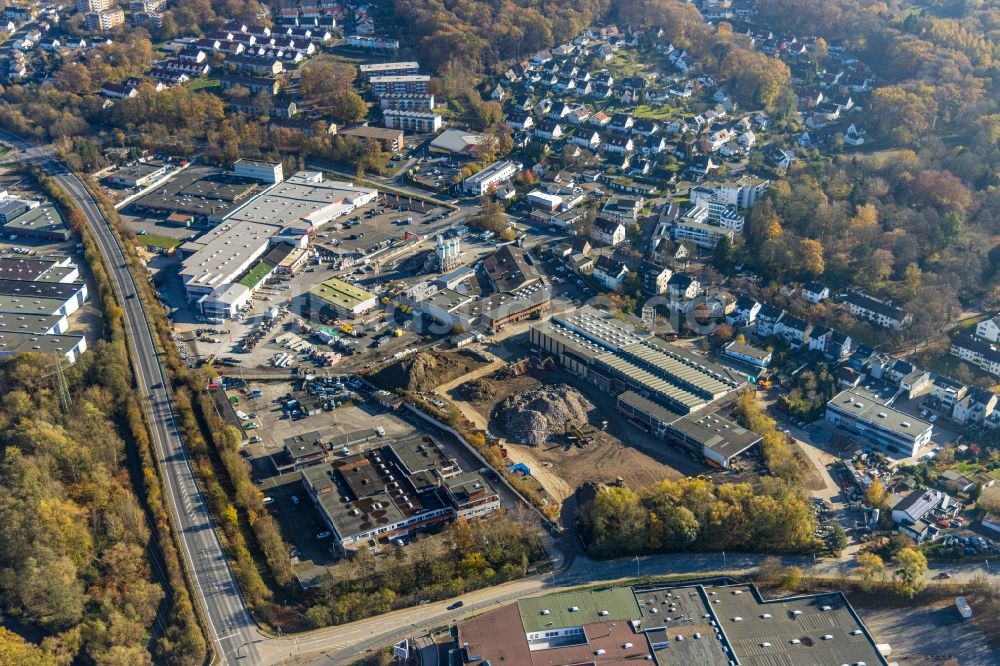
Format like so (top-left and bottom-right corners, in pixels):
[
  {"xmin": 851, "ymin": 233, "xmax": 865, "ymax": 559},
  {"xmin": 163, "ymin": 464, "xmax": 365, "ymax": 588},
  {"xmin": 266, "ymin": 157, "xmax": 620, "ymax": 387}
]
[{"xmin": 494, "ymin": 384, "xmax": 594, "ymax": 446}]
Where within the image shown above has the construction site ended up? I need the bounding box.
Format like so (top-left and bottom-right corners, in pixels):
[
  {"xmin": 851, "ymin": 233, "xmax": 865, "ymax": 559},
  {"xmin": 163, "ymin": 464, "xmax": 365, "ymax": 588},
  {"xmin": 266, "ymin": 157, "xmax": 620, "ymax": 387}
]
[{"xmin": 448, "ymin": 355, "xmax": 685, "ymax": 504}]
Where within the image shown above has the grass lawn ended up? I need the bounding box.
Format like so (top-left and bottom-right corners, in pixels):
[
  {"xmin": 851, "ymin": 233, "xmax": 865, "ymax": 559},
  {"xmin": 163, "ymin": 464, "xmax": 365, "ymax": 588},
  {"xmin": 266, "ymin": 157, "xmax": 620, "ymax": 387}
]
[
  {"xmin": 140, "ymin": 234, "xmax": 182, "ymax": 250},
  {"xmin": 239, "ymin": 262, "xmax": 272, "ymax": 288},
  {"xmin": 185, "ymin": 77, "xmax": 220, "ymax": 92},
  {"xmin": 950, "ymin": 460, "xmax": 982, "ymax": 476},
  {"xmin": 633, "ymin": 104, "xmax": 676, "ymax": 121}
]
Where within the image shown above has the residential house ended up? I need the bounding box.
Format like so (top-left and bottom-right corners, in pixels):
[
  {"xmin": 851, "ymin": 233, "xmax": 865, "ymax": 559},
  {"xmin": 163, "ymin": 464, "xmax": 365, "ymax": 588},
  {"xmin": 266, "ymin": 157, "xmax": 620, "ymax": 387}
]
[
  {"xmin": 826, "ymin": 330, "xmax": 852, "ymax": 359},
  {"xmin": 950, "ymin": 334, "xmax": 1000, "ymax": 376},
  {"xmin": 101, "ymin": 82, "xmax": 137, "ymax": 99},
  {"xmin": 667, "ymin": 273, "xmax": 700, "ymax": 302},
  {"xmin": 609, "ymin": 113, "xmax": 634, "ymax": 132},
  {"xmin": 633, "ymin": 118, "xmax": 658, "ymax": 136},
  {"xmin": 976, "ymin": 314, "xmax": 1000, "ymax": 343},
  {"xmin": 890, "ymin": 487, "xmax": 949, "ymax": 543},
  {"xmin": 952, "ymin": 387, "xmax": 997, "ymax": 427},
  {"xmin": 802, "ymin": 281, "xmax": 830, "ymax": 303},
  {"xmin": 534, "ymin": 119, "xmax": 564, "ymax": 141},
  {"xmin": 755, "ymin": 304, "xmax": 784, "ymax": 338},
  {"xmin": 775, "ymin": 314, "xmax": 812, "ymax": 347},
  {"xmin": 844, "ymin": 292, "xmax": 911, "ymax": 330},
  {"xmin": 593, "ymin": 256, "xmax": 629, "ymax": 292},
  {"xmin": 727, "ymin": 295, "xmax": 761, "ymax": 327},
  {"xmin": 604, "ymin": 135, "xmax": 634, "ymax": 154},
  {"xmin": 571, "ymin": 129, "xmax": 601, "ymax": 150},
  {"xmin": 639, "ymin": 260, "xmax": 671, "ymax": 296},
  {"xmin": 684, "ymin": 155, "xmax": 717, "ymax": 178},
  {"xmin": 507, "ymin": 110, "xmax": 534, "ymax": 131},
  {"xmin": 590, "ymin": 111, "xmax": 611, "ymax": 127},
  {"xmin": 590, "ymin": 218, "xmax": 625, "ymax": 246}
]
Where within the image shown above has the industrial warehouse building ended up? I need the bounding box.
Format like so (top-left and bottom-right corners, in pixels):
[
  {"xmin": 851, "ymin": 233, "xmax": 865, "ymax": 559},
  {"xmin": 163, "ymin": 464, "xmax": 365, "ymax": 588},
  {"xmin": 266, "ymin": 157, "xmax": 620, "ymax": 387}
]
[
  {"xmin": 307, "ymin": 277, "xmax": 377, "ymax": 318},
  {"xmin": 301, "ymin": 437, "xmax": 499, "ymax": 553},
  {"xmin": 0, "ymin": 330, "xmax": 87, "ymax": 364},
  {"xmin": 176, "ymin": 171, "xmax": 378, "ymax": 304},
  {"xmin": 529, "ymin": 306, "xmax": 756, "ymax": 468},
  {"xmin": 455, "ymin": 581, "xmax": 889, "ymax": 666},
  {"xmin": 3, "ymin": 204, "xmax": 71, "ymax": 241},
  {"xmin": 106, "ymin": 161, "xmax": 168, "ymax": 188},
  {"xmin": 0, "ymin": 256, "xmax": 79, "ymax": 283},
  {"xmin": 0, "ymin": 278, "xmax": 89, "ymax": 317},
  {"xmin": 132, "ymin": 170, "xmax": 263, "ymax": 221},
  {"xmin": 826, "ymin": 389, "xmax": 932, "ymax": 458}
]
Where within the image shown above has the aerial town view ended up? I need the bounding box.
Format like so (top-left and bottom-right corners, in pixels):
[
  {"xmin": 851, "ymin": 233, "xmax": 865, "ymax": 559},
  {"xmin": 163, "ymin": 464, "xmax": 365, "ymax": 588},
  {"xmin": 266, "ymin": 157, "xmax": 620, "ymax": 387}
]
[{"xmin": 0, "ymin": 0, "xmax": 997, "ymax": 664}]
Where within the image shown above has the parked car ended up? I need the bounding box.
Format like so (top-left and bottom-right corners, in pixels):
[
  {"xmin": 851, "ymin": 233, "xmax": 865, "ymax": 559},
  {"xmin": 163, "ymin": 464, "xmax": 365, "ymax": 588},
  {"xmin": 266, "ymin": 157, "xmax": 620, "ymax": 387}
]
[
  {"xmin": 316, "ymin": 531, "xmax": 332, "ymax": 540},
  {"xmin": 447, "ymin": 600, "xmax": 465, "ymax": 610},
  {"xmin": 262, "ymin": 496, "xmax": 274, "ymax": 505}
]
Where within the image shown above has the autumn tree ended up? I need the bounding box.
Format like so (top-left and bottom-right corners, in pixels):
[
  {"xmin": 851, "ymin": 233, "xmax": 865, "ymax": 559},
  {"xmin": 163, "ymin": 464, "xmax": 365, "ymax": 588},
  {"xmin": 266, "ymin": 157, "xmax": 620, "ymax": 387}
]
[
  {"xmin": 893, "ymin": 547, "xmax": 928, "ymax": 597},
  {"xmin": 864, "ymin": 478, "xmax": 888, "ymax": 509},
  {"xmin": 798, "ymin": 238, "xmax": 825, "ymax": 277},
  {"xmin": 856, "ymin": 552, "xmax": 885, "ymax": 592}
]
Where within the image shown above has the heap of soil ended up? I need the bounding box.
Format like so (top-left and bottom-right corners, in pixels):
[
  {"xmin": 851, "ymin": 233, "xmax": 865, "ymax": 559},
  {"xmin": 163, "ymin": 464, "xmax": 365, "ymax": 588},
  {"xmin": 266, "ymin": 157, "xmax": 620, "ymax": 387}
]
[
  {"xmin": 494, "ymin": 383, "xmax": 594, "ymax": 446},
  {"xmin": 367, "ymin": 350, "xmax": 486, "ymax": 392}
]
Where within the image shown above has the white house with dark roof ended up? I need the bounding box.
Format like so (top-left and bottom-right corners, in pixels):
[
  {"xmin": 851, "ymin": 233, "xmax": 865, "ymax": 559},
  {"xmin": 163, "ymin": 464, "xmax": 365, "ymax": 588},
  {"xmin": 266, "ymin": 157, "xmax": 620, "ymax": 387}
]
[
  {"xmin": 844, "ymin": 292, "xmax": 911, "ymax": 329},
  {"xmin": 802, "ymin": 281, "xmax": 830, "ymax": 303},
  {"xmin": 593, "ymin": 256, "xmax": 629, "ymax": 292}
]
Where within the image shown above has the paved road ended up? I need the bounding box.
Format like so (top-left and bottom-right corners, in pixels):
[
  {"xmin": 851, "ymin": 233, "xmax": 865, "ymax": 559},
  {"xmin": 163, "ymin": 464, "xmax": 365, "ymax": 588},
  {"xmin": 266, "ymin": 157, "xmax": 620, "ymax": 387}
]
[
  {"xmin": 0, "ymin": 132, "xmax": 266, "ymax": 665},
  {"xmin": 277, "ymin": 548, "xmax": 1000, "ymax": 665}
]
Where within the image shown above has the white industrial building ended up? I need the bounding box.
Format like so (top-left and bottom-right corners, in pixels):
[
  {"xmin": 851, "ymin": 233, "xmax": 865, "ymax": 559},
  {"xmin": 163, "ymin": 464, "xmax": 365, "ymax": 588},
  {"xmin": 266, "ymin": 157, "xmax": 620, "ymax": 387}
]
[
  {"xmin": 200, "ymin": 283, "xmax": 253, "ymax": 319},
  {"xmin": 233, "ymin": 158, "xmax": 284, "ymax": 184},
  {"xmin": 225, "ymin": 171, "xmax": 377, "ymax": 232},
  {"xmin": 826, "ymin": 389, "xmax": 932, "ymax": 458},
  {"xmin": 526, "ymin": 190, "xmax": 563, "ymax": 212},
  {"xmin": 462, "ymin": 161, "xmax": 521, "ymax": 197},
  {"xmin": 179, "ymin": 220, "xmax": 281, "ymax": 300},
  {"xmin": 180, "ymin": 172, "xmax": 378, "ymax": 304}
]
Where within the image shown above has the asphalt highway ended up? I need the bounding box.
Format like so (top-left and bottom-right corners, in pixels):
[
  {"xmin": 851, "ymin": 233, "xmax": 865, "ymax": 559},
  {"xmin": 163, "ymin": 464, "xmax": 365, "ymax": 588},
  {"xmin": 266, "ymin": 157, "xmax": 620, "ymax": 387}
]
[{"xmin": 0, "ymin": 132, "xmax": 265, "ymax": 665}]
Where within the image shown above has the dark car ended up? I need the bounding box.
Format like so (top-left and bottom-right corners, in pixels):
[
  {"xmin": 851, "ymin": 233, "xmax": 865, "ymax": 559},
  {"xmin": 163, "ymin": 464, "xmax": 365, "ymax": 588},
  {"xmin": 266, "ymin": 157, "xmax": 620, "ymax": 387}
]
[{"xmin": 447, "ymin": 601, "xmax": 464, "ymax": 610}]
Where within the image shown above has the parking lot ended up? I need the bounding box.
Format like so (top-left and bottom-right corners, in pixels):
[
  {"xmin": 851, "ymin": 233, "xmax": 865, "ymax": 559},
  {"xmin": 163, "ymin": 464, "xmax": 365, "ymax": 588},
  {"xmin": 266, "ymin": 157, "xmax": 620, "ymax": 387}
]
[{"xmin": 861, "ymin": 601, "xmax": 1000, "ymax": 665}]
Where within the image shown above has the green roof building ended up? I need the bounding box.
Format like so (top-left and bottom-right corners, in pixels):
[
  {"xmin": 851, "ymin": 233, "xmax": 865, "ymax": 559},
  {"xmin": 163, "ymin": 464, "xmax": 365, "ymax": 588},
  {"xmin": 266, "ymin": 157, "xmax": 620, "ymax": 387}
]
[{"xmin": 308, "ymin": 277, "xmax": 376, "ymax": 317}]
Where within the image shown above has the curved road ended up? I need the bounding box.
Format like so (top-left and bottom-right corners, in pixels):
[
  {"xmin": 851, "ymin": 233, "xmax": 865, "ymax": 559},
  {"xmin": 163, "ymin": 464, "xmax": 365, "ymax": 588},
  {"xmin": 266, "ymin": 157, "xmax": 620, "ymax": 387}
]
[{"xmin": 0, "ymin": 132, "xmax": 265, "ymax": 665}]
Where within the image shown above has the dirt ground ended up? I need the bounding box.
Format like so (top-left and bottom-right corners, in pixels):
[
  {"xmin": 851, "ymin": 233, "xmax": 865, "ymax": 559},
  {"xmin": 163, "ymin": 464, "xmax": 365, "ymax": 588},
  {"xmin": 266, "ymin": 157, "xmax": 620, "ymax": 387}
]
[
  {"xmin": 367, "ymin": 350, "xmax": 490, "ymax": 393},
  {"xmin": 452, "ymin": 372, "xmax": 681, "ymax": 502}
]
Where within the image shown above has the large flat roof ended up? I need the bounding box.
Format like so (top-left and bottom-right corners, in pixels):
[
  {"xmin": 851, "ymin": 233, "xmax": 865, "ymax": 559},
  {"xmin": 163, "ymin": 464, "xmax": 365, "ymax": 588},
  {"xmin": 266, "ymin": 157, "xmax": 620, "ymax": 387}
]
[
  {"xmin": 0, "ymin": 312, "xmax": 64, "ymax": 335},
  {"xmin": 551, "ymin": 305, "xmax": 649, "ymax": 352},
  {"xmin": 0, "ymin": 278, "xmax": 83, "ymax": 300},
  {"xmin": 828, "ymin": 389, "xmax": 931, "ymax": 438},
  {"xmin": 670, "ymin": 404, "xmax": 762, "ymax": 461},
  {"xmin": 3, "ymin": 204, "xmax": 68, "ymax": 235},
  {"xmin": 0, "ymin": 257, "xmax": 61, "ymax": 281},
  {"xmin": 620, "ymin": 338, "xmax": 739, "ymax": 398},
  {"xmin": 226, "ymin": 172, "xmax": 376, "ymax": 228},
  {"xmin": 132, "ymin": 170, "xmax": 262, "ymax": 217},
  {"xmin": 0, "ymin": 330, "xmax": 84, "ymax": 355},
  {"xmin": 308, "ymin": 277, "xmax": 375, "ymax": 311},
  {"xmin": 519, "ymin": 587, "xmax": 642, "ymax": 633},
  {"xmin": 179, "ymin": 220, "xmax": 281, "ymax": 289},
  {"xmin": 111, "ymin": 161, "xmax": 167, "ymax": 180},
  {"xmin": 0, "ymin": 295, "xmax": 73, "ymax": 316},
  {"xmin": 711, "ymin": 584, "xmax": 888, "ymax": 666}
]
